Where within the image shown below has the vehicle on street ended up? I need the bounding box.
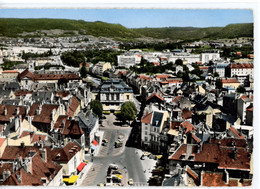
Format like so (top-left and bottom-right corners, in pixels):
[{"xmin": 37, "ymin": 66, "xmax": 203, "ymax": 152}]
[
  {"xmin": 109, "ymin": 164, "xmax": 118, "ymax": 170},
  {"xmin": 128, "ymin": 178, "xmax": 134, "ymax": 186},
  {"xmin": 114, "ymin": 140, "xmax": 123, "ymax": 148}
]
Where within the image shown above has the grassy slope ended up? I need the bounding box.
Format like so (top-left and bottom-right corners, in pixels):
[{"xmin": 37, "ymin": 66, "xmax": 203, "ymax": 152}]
[{"xmin": 0, "ymin": 18, "xmax": 253, "ymax": 40}]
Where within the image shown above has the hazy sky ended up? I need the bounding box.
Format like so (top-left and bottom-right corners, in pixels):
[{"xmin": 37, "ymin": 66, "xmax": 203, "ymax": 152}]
[{"xmin": 0, "ymin": 9, "xmax": 253, "ymax": 28}]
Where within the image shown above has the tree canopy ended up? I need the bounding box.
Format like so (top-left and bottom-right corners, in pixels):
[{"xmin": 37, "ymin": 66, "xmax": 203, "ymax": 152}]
[
  {"xmin": 117, "ymin": 101, "xmax": 137, "ymax": 124},
  {"xmin": 80, "ymin": 65, "xmax": 87, "ymax": 78},
  {"xmin": 236, "ymin": 85, "xmax": 246, "ymax": 93},
  {"xmin": 89, "ymin": 100, "xmax": 103, "ymax": 118}
]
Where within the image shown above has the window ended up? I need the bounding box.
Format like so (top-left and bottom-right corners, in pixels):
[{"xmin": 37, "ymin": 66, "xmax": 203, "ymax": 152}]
[
  {"xmin": 145, "ymin": 127, "xmax": 148, "ymax": 130},
  {"xmin": 111, "ymin": 94, "xmax": 114, "ymax": 101},
  {"xmin": 126, "ymin": 95, "xmax": 129, "ymax": 100},
  {"xmin": 145, "ymin": 131, "xmax": 148, "ymax": 135},
  {"xmin": 145, "ymin": 137, "xmax": 148, "ymax": 141},
  {"xmin": 106, "ymin": 94, "xmax": 109, "ymax": 100},
  {"xmin": 117, "ymin": 94, "xmax": 120, "ymax": 100}
]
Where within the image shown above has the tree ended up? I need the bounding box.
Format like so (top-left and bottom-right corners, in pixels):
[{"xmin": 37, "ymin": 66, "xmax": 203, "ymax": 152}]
[
  {"xmin": 58, "ymin": 78, "xmax": 68, "ymax": 87},
  {"xmin": 213, "ymin": 72, "xmax": 219, "ymax": 78},
  {"xmin": 118, "ymin": 101, "xmax": 137, "ymax": 124},
  {"xmin": 80, "ymin": 65, "xmax": 87, "ymax": 78},
  {"xmin": 175, "ymin": 59, "xmax": 183, "ymax": 66},
  {"xmin": 236, "ymin": 85, "xmax": 246, "ymax": 93},
  {"xmin": 90, "ymin": 100, "xmax": 103, "ymax": 118}
]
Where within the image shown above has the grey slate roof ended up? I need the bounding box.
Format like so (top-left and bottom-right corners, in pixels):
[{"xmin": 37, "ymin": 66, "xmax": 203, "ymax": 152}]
[{"xmin": 78, "ymin": 111, "xmax": 98, "ymax": 133}]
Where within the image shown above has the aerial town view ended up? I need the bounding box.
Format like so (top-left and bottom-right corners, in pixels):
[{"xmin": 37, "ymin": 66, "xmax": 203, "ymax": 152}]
[{"xmin": 0, "ymin": 8, "xmax": 255, "ymax": 187}]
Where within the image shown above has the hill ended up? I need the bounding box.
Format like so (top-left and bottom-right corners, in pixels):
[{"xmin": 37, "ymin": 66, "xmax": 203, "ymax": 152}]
[
  {"xmin": 0, "ymin": 18, "xmax": 140, "ymax": 39},
  {"xmin": 0, "ymin": 18, "xmax": 253, "ymax": 40},
  {"xmin": 133, "ymin": 23, "xmax": 253, "ymax": 40}
]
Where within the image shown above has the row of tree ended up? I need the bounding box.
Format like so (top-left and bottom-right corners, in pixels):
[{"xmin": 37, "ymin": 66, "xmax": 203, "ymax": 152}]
[
  {"xmin": 61, "ymin": 49, "xmax": 121, "ymax": 67},
  {"xmin": 89, "ymin": 100, "xmax": 137, "ymax": 124}
]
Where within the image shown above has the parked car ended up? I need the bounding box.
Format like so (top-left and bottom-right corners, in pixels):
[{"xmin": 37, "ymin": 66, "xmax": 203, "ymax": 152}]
[
  {"xmin": 109, "ymin": 164, "xmax": 118, "ymax": 170},
  {"xmin": 128, "ymin": 178, "xmax": 134, "ymax": 186}
]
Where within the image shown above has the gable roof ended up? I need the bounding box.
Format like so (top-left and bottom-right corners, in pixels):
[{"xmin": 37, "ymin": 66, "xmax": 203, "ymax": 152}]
[
  {"xmin": 141, "ymin": 112, "xmax": 153, "ymax": 124},
  {"xmin": 67, "ymin": 96, "xmax": 80, "ymax": 117},
  {"xmin": 0, "ymin": 105, "xmax": 27, "ymax": 122},
  {"xmin": 32, "ymin": 104, "xmax": 58, "ymax": 124},
  {"xmin": 180, "ymin": 121, "xmax": 196, "ymax": 134},
  {"xmin": 181, "ymin": 109, "xmax": 193, "ymax": 120},
  {"xmin": 146, "ymin": 93, "xmax": 164, "ymax": 102}
]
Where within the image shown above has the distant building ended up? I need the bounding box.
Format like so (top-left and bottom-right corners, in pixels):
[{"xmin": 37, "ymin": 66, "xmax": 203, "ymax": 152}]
[
  {"xmin": 211, "ymin": 63, "xmax": 229, "ymax": 77},
  {"xmin": 117, "ymin": 54, "xmax": 141, "ymax": 68},
  {"xmin": 91, "ymin": 61, "xmax": 112, "ymax": 76},
  {"xmin": 201, "ymin": 51, "xmax": 220, "ymax": 63},
  {"xmin": 225, "ymin": 63, "xmax": 254, "ymax": 83}
]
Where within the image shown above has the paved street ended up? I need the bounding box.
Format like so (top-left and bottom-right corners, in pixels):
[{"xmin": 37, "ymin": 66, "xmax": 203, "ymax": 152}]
[{"xmin": 80, "ymin": 114, "xmax": 148, "ymax": 186}]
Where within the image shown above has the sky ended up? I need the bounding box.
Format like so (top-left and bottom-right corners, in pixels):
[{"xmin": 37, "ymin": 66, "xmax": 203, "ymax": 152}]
[{"xmin": 0, "ymin": 9, "xmax": 253, "ymax": 28}]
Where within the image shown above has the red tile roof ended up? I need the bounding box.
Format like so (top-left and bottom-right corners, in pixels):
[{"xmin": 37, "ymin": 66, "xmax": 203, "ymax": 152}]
[
  {"xmin": 2, "ymin": 70, "xmax": 19, "ymax": 73},
  {"xmin": 146, "ymin": 93, "xmax": 164, "ymax": 102},
  {"xmin": 155, "ymin": 74, "xmax": 171, "ymax": 79},
  {"xmin": 201, "ymin": 172, "xmax": 239, "ymax": 186},
  {"xmin": 170, "ymin": 142, "xmax": 250, "ymax": 171},
  {"xmin": 0, "ymin": 137, "xmax": 6, "ymax": 147},
  {"xmin": 210, "ymin": 138, "xmax": 247, "ymax": 149},
  {"xmin": 181, "ymin": 109, "xmax": 193, "ymax": 120},
  {"xmin": 199, "ymin": 66, "xmax": 209, "ymax": 69},
  {"xmin": 229, "ymin": 126, "xmax": 245, "ymax": 139},
  {"xmin": 221, "ymin": 78, "xmax": 240, "ymax": 83},
  {"xmin": 247, "ymin": 106, "xmax": 253, "ymax": 111},
  {"xmin": 192, "ymin": 134, "xmax": 201, "ymax": 143},
  {"xmin": 68, "ymin": 97, "xmax": 80, "ymax": 117},
  {"xmin": 28, "ymin": 103, "xmax": 40, "ymax": 116},
  {"xmin": 14, "ymin": 90, "xmax": 33, "ymax": 97},
  {"xmin": 0, "ymin": 105, "xmax": 27, "ymax": 122},
  {"xmin": 172, "ymin": 96, "xmax": 182, "ymax": 103},
  {"xmin": 57, "ymin": 91, "xmax": 70, "ymax": 98},
  {"xmin": 230, "ymin": 63, "xmax": 254, "ymax": 69},
  {"xmin": 3, "ymin": 153, "xmax": 62, "ymax": 186},
  {"xmin": 18, "ymin": 69, "xmax": 80, "ymax": 81},
  {"xmin": 32, "ymin": 104, "xmax": 58, "ymax": 124},
  {"xmin": 62, "ymin": 120, "xmax": 84, "ymax": 136},
  {"xmin": 170, "ymin": 121, "xmax": 181, "ymax": 130},
  {"xmin": 187, "ymin": 166, "xmax": 199, "ymax": 185},
  {"xmin": 180, "ymin": 121, "xmax": 196, "ymax": 134},
  {"xmin": 141, "ymin": 112, "xmax": 153, "ymax": 124}
]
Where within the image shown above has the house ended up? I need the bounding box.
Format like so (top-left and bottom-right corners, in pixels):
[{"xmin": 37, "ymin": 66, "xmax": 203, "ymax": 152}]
[
  {"xmin": 225, "ymin": 63, "xmax": 254, "ymax": 83},
  {"xmin": 0, "ymin": 70, "xmax": 19, "ymax": 80},
  {"xmin": 18, "ymin": 69, "xmax": 81, "ymax": 90},
  {"xmin": 141, "ymin": 110, "xmax": 169, "ymax": 153},
  {"xmin": 237, "ymin": 95, "xmax": 253, "ymax": 123},
  {"xmin": 92, "ymin": 79, "xmax": 133, "ymax": 113},
  {"xmin": 117, "ymin": 54, "xmax": 141, "ymax": 68},
  {"xmin": 168, "ymin": 137, "xmax": 251, "ymax": 186},
  {"xmin": 78, "ymin": 111, "xmax": 99, "ymax": 154},
  {"xmin": 1, "ymin": 145, "xmax": 63, "ymax": 186},
  {"xmin": 91, "ymin": 61, "xmax": 112, "ymax": 76},
  {"xmin": 53, "ymin": 116, "xmax": 85, "ymax": 148},
  {"xmin": 210, "ymin": 63, "xmax": 229, "ymax": 78},
  {"xmin": 219, "ymin": 78, "xmax": 240, "ymax": 90},
  {"xmin": 200, "ymin": 51, "xmax": 220, "ymax": 63}
]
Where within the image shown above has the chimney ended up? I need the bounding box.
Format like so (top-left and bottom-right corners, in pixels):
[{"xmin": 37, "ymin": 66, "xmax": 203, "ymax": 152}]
[
  {"xmin": 233, "ymin": 146, "xmax": 237, "ymax": 160},
  {"xmin": 3, "ymin": 107, "xmax": 7, "ymax": 116},
  {"xmin": 16, "ymin": 173, "xmax": 21, "ymax": 184},
  {"xmin": 20, "ymin": 142, "xmax": 25, "ymax": 149},
  {"xmin": 24, "ymin": 157, "xmax": 32, "ymax": 174},
  {"xmin": 15, "ymin": 107, "xmax": 20, "ymax": 116},
  {"xmin": 40, "ymin": 148, "xmax": 47, "ymax": 163},
  {"xmin": 224, "ymin": 169, "xmax": 229, "ymax": 184}
]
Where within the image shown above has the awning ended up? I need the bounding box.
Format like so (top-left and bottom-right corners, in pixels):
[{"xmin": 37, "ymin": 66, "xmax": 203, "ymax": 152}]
[
  {"xmin": 77, "ymin": 162, "xmax": 87, "ymax": 172},
  {"xmin": 63, "ymin": 175, "xmax": 79, "ymax": 184},
  {"xmin": 92, "ymin": 140, "xmax": 98, "ymax": 146},
  {"xmin": 91, "ymin": 144, "xmax": 98, "ymax": 150}
]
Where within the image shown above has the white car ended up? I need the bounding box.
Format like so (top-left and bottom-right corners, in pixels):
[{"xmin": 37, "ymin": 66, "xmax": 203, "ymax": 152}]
[{"xmin": 128, "ymin": 178, "xmax": 134, "ymax": 186}]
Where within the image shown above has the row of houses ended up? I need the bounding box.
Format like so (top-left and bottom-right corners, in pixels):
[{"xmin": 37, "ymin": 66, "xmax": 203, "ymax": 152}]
[{"xmin": 0, "ymin": 69, "xmax": 101, "ymax": 186}]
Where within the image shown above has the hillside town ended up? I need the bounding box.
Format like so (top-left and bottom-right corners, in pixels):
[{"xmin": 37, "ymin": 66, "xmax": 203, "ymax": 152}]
[{"xmin": 0, "ymin": 34, "xmax": 254, "ymax": 187}]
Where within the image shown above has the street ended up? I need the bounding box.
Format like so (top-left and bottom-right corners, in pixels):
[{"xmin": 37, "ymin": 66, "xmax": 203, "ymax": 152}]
[{"xmin": 80, "ymin": 114, "xmax": 149, "ymax": 186}]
